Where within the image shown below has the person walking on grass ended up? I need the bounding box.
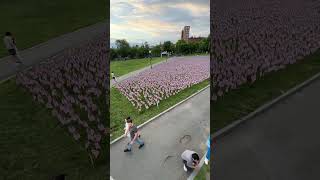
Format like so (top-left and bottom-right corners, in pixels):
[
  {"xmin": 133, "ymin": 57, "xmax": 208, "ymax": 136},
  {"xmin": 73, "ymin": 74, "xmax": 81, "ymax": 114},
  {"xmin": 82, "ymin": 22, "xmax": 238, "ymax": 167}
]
[
  {"xmin": 124, "ymin": 118, "xmax": 144, "ymax": 152},
  {"xmin": 111, "ymin": 71, "xmax": 117, "ymax": 83},
  {"xmin": 3, "ymin": 32, "xmax": 23, "ymax": 64},
  {"xmin": 181, "ymin": 150, "xmax": 200, "ymax": 172}
]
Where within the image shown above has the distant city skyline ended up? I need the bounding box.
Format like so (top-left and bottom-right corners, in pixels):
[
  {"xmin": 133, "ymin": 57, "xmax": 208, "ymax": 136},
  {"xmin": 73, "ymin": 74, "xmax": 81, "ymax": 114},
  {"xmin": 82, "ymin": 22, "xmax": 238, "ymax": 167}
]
[{"xmin": 111, "ymin": 0, "xmax": 209, "ymax": 47}]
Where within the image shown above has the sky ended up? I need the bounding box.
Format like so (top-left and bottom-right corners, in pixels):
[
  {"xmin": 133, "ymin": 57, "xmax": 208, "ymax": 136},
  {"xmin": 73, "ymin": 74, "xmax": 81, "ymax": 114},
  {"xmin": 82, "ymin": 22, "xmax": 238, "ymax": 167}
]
[{"xmin": 110, "ymin": 0, "xmax": 210, "ymax": 47}]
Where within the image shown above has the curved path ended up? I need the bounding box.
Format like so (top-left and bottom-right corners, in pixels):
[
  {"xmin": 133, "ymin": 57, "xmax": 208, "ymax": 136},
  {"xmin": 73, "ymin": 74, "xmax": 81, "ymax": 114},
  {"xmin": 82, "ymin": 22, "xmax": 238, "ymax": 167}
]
[
  {"xmin": 110, "ymin": 88, "xmax": 210, "ymax": 180},
  {"xmin": 213, "ymin": 78, "xmax": 320, "ymax": 180},
  {"xmin": 110, "ymin": 58, "xmax": 170, "ymax": 87}
]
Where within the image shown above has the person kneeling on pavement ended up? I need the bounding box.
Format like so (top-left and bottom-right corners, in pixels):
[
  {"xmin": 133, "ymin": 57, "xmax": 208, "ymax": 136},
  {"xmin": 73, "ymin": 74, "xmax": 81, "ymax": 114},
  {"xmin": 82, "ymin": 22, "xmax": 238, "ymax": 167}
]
[
  {"xmin": 181, "ymin": 150, "xmax": 200, "ymax": 172},
  {"xmin": 124, "ymin": 119, "xmax": 144, "ymax": 152}
]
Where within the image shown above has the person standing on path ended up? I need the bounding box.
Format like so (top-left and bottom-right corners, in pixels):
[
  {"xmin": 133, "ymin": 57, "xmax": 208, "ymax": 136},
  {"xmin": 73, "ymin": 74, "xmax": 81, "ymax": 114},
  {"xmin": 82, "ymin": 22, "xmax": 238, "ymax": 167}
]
[
  {"xmin": 3, "ymin": 32, "xmax": 23, "ymax": 64},
  {"xmin": 111, "ymin": 71, "xmax": 117, "ymax": 83},
  {"xmin": 124, "ymin": 118, "xmax": 144, "ymax": 152},
  {"xmin": 181, "ymin": 150, "xmax": 200, "ymax": 172}
]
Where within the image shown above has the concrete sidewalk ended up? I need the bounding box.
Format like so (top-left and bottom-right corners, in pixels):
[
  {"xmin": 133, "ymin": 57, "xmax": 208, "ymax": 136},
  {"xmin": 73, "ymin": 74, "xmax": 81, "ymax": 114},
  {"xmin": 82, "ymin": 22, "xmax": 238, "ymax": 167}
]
[
  {"xmin": 110, "ymin": 88, "xmax": 210, "ymax": 180},
  {"xmin": 110, "ymin": 58, "xmax": 170, "ymax": 87},
  {"xmin": 213, "ymin": 78, "xmax": 320, "ymax": 180},
  {"xmin": 0, "ymin": 21, "xmax": 107, "ymax": 81}
]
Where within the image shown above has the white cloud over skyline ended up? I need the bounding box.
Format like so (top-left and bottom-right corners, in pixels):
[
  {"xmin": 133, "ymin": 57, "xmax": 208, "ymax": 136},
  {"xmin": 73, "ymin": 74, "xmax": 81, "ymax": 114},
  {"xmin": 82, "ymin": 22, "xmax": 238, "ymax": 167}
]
[{"xmin": 111, "ymin": 0, "xmax": 209, "ymax": 46}]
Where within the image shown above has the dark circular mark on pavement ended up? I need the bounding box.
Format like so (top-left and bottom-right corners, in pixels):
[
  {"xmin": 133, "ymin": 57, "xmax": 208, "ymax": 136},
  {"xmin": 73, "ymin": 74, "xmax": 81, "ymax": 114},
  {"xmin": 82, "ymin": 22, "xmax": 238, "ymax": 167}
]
[
  {"xmin": 161, "ymin": 155, "xmax": 174, "ymax": 167},
  {"xmin": 180, "ymin": 135, "xmax": 191, "ymax": 144}
]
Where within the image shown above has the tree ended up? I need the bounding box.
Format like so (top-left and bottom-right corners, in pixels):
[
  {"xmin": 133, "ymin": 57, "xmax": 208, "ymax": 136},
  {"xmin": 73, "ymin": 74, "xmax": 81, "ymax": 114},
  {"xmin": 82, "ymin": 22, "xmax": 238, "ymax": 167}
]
[
  {"xmin": 175, "ymin": 40, "xmax": 188, "ymax": 55},
  {"xmin": 143, "ymin": 42, "xmax": 150, "ymax": 57},
  {"xmin": 163, "ymin": 41, "xmax": 173, "ymax": 53},
  {"xmin": 115, "ymin": 39, "xmax": 130, "ymax": 59},
  {"xmin": 110, "ymin": 48, "xmax": 118, "ymax": 60},
  {"xmin": 199, "ymin": 38, "xmax": 209, "ymax": 53},
  {"xmin": 151, "ymin": 45, "xmax": 161, "ymax": 57},
  {"xmin": 129, "ymin": 45, "xmax": 139, "ymax": 59}
]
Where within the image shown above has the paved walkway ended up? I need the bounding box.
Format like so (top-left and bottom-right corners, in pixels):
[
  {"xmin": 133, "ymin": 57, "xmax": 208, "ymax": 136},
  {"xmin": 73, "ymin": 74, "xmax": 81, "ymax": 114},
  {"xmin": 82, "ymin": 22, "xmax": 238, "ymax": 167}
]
[
  {"xmin": 110, "ymin": 88, "xmax": 210, "ymax": 180},
  {"xmin": 0, "ymin": 21, "xmax": 107, "ymax": 81},
  {"xmin": 213, "ymin": 78, "xmax": 320, "ymax": 180}
]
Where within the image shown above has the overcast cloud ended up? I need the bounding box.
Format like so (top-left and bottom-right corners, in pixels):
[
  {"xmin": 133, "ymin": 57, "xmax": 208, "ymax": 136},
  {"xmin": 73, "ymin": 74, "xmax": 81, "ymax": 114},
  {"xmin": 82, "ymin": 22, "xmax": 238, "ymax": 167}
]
[{"xmin": 111, "ymin": 0, "xmax": 209, "ymax": 46}]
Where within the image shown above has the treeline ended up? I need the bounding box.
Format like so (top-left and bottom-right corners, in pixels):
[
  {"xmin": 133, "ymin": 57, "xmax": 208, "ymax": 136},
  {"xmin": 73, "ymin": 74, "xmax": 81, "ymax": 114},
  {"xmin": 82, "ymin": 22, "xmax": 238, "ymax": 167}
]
[{"xmin": 111, "ymin": 36, "xmax": 210, "ymax": 61}]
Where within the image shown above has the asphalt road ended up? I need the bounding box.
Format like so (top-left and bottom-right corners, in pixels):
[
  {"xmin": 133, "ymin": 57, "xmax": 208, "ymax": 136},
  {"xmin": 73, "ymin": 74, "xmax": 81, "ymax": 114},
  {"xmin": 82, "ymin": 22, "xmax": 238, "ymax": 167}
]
[
  {"xmin": 213, "ymin": 78, "xmax": 320, "ymax": 180},
  {"xmin": 110, "ymin": 88, "xmax": 210, "ymax": 180}
]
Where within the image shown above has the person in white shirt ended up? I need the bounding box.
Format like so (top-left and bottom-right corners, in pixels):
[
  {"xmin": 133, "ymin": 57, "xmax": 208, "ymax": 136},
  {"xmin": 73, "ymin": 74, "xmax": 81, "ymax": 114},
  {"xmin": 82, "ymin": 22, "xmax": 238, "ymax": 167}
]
[
  {"xmin": 124, "ymin": 117, "xmax": 131, "ymax": 139},
  {"xmin": 124, "ymin": 117, "xmax": 140, "ymax": 139},
  {"xmin": 3, "ymin": 32, "xmax": 22, "ymax": 64}
]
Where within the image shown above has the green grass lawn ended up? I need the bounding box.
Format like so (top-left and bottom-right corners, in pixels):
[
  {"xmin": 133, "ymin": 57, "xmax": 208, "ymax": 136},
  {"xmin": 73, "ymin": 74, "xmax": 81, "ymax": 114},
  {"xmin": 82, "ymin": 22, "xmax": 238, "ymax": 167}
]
[
  {"xmin": 110, "ymin": 57, "xmax": 166, "ymax": 77},
  {"xmin": 213, "ymin": 49, "xmax": 320, "ymax": 133},
  {"xmin": 0, "ymin": 0, "xmax": 107, "ymax": 58},
  {"xmin": 110, "ymin": 80, "xmax": 209, "ymax": 140},
  {"xmin": 194, "ymin": 162, "xmax": 209, "ymax": 180},
  {"xmin": 0, "ymin": 79, "xmax": 107, "ymax": 180}
]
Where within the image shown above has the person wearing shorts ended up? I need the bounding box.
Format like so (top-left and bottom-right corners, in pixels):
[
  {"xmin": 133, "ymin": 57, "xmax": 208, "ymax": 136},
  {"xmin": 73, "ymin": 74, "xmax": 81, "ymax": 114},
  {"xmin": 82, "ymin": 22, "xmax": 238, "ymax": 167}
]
[
  {"xmin": 123, "ymin": 119, "xmax": 144, "ymax": 152},
  {"xmin": 3, "ymin": 32, "xmax": 22, "ymax": 64}
]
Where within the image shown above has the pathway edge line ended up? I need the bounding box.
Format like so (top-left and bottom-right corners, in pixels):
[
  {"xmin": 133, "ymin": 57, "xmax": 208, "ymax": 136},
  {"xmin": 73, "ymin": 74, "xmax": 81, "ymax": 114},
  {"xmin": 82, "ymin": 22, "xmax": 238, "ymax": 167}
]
[{"xmin": 212, "ymin": 71, "xmax": 320, "ymax": 139}]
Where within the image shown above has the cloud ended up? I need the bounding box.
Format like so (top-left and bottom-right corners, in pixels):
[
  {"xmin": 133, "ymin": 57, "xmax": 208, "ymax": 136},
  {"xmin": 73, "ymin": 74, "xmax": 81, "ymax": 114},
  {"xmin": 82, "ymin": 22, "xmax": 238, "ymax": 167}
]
[
  {"xmin": 169, "ymin": 2, "xmax": 209, "ymax": 17},
  {"xmin": 111, "ymin": 0, "xmax": 209, "ymax": 45}
]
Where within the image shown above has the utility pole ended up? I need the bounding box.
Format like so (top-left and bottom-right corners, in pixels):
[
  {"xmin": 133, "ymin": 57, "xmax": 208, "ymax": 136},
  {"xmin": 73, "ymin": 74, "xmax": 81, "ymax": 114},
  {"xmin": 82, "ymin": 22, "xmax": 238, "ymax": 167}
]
[{"xmin": 149, "ymin": 50, "xmax": 152, "ymax": 69}]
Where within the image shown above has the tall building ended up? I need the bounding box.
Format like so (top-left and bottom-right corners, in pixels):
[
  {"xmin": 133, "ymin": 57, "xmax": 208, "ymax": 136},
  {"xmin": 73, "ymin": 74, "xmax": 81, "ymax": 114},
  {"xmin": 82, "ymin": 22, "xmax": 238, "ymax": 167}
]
[
  {"xmin": 181, "ymin": 26, "xmax": 190, "ymax": 41},
  {"xmin": 181, "ymin": 26, "xmax": 205, "ymax": 43}
]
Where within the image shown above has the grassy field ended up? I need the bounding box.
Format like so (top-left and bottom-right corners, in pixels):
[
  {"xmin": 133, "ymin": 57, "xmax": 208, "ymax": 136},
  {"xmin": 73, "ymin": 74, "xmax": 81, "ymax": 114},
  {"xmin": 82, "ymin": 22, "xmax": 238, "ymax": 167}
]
[
  {"xmin": 0, "ymin": 0, "xmax": 107, "ymax": 58},
  {"xmin": 110, "ymin": 80, "xmax": 209, "ymax": 140},
  {"xmin": 194, "ymin": 162, "xmax": 209, "ymax": 180},
  {"xmin": 213, "ymin": 49, "xmax": 320, "ymax": 133},
  {"xmin": 110, "ymin": 57, "xmax": 166, "ymax": 77},
  {"xmin": 0, "ymin": 79, "xmax": 107, "ymax": 180}
]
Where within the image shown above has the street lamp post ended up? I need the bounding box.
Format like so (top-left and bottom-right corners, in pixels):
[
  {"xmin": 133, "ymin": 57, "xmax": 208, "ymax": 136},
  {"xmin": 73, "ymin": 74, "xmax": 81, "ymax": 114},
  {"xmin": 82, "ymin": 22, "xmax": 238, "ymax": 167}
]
[
  {"xmin": 166, "ymin": 51, "xmax": 169, "ymax": 63},
  {"xmin": 149, "ymin": 50, "xmax": 152, "ymax": 69}
]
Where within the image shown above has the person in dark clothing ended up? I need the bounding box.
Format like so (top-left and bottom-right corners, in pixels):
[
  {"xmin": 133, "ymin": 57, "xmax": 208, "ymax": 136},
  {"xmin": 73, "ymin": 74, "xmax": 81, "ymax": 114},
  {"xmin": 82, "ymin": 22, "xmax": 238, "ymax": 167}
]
[{"xmin": 3, "ymin": 32, "xmax": 22, "ymax": 64}]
